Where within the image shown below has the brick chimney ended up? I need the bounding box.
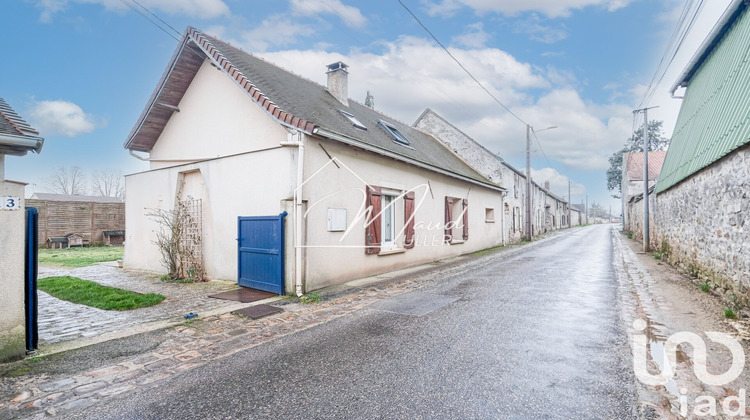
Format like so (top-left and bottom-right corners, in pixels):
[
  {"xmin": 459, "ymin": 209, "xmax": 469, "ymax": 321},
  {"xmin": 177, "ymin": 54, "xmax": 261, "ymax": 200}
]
[
  {"xmin": 326, "ymin": 61, "xmax": 349, "ymax": 106},
  {"xmin": 544, "ymin": 181, "xmax": 550, "ymax": 190}
]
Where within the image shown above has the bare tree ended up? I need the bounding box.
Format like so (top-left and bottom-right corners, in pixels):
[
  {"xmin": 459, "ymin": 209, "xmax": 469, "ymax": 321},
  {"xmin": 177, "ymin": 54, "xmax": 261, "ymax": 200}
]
[
  {"xmin": 91, "ymin": 169, "xmax": 125, "ymax": 199},
  {"xmin": 41, "ymin": 166, "xmax": 88, "ymax": 195}
]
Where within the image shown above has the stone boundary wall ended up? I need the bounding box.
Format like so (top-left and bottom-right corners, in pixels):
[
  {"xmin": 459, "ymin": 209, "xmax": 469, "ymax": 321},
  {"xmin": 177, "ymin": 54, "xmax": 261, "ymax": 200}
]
[
  {"xmin": 654, "ymin": 145, "xmax": 750, "ymax": 305},
  {"xmin": 626, "ymin": 194, "xmax": 657, "ymax": 250}
]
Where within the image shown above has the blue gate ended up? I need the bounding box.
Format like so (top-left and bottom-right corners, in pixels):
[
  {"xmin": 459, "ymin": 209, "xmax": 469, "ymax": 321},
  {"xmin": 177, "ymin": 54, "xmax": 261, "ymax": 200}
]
[
  {"xmin": 25, "ymin": 207, "xmax": 38, "ymax": 352},
  {"xmin": 237, "ymin": 212, "xmax": 287, "ymax": 295}
]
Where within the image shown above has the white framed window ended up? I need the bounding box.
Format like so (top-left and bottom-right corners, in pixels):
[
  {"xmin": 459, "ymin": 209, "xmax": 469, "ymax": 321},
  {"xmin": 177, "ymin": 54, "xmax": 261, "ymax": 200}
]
[
  {"xmin": 338, "ymin": 110, "xmax": 367, "ymax": 130},
  {"xmin": 381, "ymin": 190, "xmax": 398, "ymax": 250},
  {"xmin": 377, "ymin": 120, "xmax": 413, "ymax": 148}
]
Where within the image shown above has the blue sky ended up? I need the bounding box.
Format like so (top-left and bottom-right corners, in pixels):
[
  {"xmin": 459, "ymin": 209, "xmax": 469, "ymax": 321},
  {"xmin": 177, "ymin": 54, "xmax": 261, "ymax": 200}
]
[{"xmin": 1, "ymin": 0, "xmax": 733, "ymax": 213}]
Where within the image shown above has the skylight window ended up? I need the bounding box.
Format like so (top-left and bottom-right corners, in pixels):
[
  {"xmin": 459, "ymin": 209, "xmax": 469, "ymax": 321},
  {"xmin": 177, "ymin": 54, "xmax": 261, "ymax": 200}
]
[
  {"xmin": 338, "ymin": 110, "xmax": 367, "ymax": 131},
  {"xmin": 377, "ymin": 120, "xmax": 412, "ymax": 148}
]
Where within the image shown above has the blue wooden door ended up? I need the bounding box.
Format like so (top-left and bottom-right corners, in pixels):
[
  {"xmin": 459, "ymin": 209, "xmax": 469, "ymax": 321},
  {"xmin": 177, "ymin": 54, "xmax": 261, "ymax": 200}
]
[{"xmin": 237, "ymin": 212, "xmax": 286, "ymax": 295}]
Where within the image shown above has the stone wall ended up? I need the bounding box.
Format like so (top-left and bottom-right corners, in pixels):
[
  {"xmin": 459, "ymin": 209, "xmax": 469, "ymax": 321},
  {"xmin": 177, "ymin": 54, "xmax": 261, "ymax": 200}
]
[
  {"xmin": 626, "ymin": 193, "xmax": 657, "ymax": 250},
  {"xmin": 655, "ymin": 145, "xmax": 750, "ymax": 305}
]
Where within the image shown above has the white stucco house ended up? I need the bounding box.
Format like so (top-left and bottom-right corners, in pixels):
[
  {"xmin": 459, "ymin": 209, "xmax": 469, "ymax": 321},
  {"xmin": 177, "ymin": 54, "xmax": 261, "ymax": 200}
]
[
  {"xmin": 124, "ymin": 27, "xmax": 507, "ymax": 295},
  {"xmin": 413, "ymin": 108, "xmax": 578, "ymax": 243}
]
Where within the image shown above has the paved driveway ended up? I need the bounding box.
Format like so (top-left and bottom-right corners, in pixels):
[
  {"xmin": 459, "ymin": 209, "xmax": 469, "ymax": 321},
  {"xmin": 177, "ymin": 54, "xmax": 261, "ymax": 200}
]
[{"xmin": 37, "ymin": 264, "xmax": 241, "ymax": 345}]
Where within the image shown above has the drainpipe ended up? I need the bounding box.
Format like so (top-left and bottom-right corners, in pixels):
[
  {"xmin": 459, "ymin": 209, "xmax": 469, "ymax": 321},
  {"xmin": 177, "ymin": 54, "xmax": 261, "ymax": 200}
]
[
  {"xmin": 501, "ymin": 191, "xmax": 507, "ymax": 246},
  {"xmin": 281, "ymin": 131, "xmax": 305, "ymax": 297}
]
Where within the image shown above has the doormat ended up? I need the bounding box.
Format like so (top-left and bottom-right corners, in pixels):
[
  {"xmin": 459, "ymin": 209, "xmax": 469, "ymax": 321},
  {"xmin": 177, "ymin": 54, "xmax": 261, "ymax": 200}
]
[
  {"xmin": 208, "ymin": 288, "xmax": 276, "ymax": 303},
  {"xmin": 232, "ymin": 304, "xmax": 283, "ymax": 319}
]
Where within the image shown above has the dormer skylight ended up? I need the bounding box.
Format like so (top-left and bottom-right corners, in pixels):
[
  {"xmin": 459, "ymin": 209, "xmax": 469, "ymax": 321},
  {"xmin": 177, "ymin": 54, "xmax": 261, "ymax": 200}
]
[
  {"xmin": 338, "ymin": 110, "xmax": 367, "ymax": 130},
  {"xmin": 377, "ymin": 120, "xmax": 412, "ymax": 148}
]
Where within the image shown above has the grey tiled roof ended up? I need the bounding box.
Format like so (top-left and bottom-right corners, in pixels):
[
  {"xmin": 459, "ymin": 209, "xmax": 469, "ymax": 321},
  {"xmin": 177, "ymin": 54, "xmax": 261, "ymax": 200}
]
[
  {"xmin": 0, "ymin": 97, "xmax": 44, "ymax": 155},
  {"xmin": 201, "ymin": 34, "xmax": 494, "ymax": 186}
]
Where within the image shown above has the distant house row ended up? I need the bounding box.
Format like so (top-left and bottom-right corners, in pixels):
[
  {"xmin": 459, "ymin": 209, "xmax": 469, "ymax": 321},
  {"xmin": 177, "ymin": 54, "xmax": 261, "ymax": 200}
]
[
  {"xmin": 123, "ymin": 27, "xmax": 583, "ymax": 295},
  {"xmin": 624, "ymin": 0, "xmax": 750, "ymax": 305}
]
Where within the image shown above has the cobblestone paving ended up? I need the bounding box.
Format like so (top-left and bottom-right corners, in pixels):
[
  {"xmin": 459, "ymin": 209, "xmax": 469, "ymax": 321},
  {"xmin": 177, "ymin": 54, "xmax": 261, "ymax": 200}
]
[
  {"xmin": 2, "ymin": 233, "xmax": 571, "ymax": 419},
  {"xmin": 0, "ymin": 276, "xmax": 429, "ymax": 419},
  {"xmin": 37, "ymin": 264, "xmax": 241, "ymax": 345}
]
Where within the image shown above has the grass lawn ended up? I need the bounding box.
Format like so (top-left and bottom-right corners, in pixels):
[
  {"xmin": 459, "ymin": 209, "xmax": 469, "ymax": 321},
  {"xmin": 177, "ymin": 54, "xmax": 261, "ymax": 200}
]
[
  {"xmin": 38, "ymin": 246, "xmax": 124, "ymax": 268},
  {"xmin": 38, "ymin": 276, "xmax": 165, "ymax": 310}
]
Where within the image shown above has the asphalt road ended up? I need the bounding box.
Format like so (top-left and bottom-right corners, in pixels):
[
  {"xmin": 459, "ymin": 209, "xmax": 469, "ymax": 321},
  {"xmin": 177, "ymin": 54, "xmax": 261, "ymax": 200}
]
[{"xmin": 74, "ymin": 225, "xmax": 637, "ymax": 419}]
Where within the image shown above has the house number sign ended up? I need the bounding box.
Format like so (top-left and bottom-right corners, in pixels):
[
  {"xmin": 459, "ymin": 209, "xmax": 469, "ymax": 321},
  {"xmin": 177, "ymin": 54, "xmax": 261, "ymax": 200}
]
[{"xmin": 1, "ymin": 196, "xmax": 21, "ymax": 211}]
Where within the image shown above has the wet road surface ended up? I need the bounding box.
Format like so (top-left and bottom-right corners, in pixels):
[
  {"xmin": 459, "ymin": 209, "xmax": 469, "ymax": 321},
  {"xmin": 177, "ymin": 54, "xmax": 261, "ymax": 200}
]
[{"xmin": 74, "ymin": 225, "xmax": 637, "ymax": 419}]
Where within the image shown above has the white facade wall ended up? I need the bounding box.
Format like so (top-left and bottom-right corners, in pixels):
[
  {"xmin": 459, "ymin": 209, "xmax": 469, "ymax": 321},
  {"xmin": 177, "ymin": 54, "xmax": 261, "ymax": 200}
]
[
  {"xmin": 148, "ymin": 60, "xmax": 288, "ymax": 169},
  {"xmin": 300, "ymin": 137, "xmax": 504, "ymax": 290},
  {"xmin": 125, "ymin": 59, "xmax": 296, "ymax": 280},
  {"xmin": 0, "ymin": 180, "xmax": 26, "ymax": 361}
]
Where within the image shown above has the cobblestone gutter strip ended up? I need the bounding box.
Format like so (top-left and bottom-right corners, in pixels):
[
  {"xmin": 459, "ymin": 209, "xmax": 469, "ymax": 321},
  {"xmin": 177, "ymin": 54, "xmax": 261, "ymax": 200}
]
[
  {"xmin": 0, "ymin": 227, "xmax": 577, "ymax": 419},
  {"xmin": 0, "ymin": 278, "xmax": 428, "ymax": 418}
]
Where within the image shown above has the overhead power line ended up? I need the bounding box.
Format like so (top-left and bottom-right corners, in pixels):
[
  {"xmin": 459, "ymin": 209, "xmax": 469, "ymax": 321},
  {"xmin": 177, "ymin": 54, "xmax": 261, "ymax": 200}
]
[{"xmin": 396, "ymin": 0, "xmax": 529, "ymax": 127}]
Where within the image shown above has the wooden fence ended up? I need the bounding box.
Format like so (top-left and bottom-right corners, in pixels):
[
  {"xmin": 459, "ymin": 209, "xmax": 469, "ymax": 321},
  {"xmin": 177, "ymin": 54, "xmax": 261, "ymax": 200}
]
[{"xmin": 25, "ymin": 199, "xmax": 125, "ymax": 245}]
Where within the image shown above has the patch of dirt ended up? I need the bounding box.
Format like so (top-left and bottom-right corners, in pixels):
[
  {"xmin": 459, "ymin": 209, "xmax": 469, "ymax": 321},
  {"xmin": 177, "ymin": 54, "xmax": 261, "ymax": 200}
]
[{"xmin": 616, "ymin": 230, "xmax": 750, "ymax": 419}]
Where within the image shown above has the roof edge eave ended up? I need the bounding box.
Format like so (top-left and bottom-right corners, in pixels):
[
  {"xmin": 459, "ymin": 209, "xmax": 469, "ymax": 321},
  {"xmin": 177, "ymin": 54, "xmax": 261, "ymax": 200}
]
[{"xmin": 670, "ymin": 0, "xmax": 748, "ymax": 94}]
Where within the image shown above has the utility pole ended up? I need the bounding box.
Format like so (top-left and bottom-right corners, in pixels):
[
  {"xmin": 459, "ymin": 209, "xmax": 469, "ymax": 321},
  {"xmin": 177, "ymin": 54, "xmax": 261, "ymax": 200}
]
[
  {"xmin": 526, "ymin": 125, "xmax": 557, "ymax": 241},
  {"xmin": 609, "ymin": 205, "xmax": 612, "ymax": 224},
  {"xmin": 526, "ymin": 125, "xmax": 532, "ymax": 241},
  {"xmin": 568, "ymin": 179, "xmax": 571, "ymax": 228},
  {"xmin": 633, "ymin": 106, "xmax": 658, "ymax": 252},
  {"xmin": 585, "ymin": 195, "xmax": 588, "ymax": 224}
]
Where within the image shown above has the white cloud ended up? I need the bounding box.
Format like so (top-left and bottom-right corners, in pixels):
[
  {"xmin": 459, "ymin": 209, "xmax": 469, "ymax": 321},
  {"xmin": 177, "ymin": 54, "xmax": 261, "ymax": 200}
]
[
  {"xmin": 258, "ymin": 36, "xmax": 632, "ymax": 171},
  {"xmin": 514, "ymin": 15, "xmax": 568, "ymax": 43},
  {"xmin": 230, "ymin": 15, "xmax": 316, "ymax": 52},
  {"xmin": 531, "ymin": 167, "xmax": 587, "ymax": 197},
  {"xmin": 34, "ymin": 0, "xmax": 230, "ymax": 22},
  {"xmin": 27, "ymin": 100, "xmax": 99, "ymax": 137},
  {"xmin": 424, "ymin": 0, "xmax": 635, "ymax": 18},
  {"xmin": 290, "ymin": 0, "xmax": 367, "ymax": 28},
  {"xmin": 452, "ymin": 22, "xmax": 491, "ymax": 48}
]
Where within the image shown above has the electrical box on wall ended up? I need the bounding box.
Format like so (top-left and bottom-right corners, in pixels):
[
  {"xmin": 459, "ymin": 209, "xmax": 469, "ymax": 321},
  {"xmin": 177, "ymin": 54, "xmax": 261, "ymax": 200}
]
[{"xmin": 327, "ymin": 208, "xmax": 347, "ymax": 232}]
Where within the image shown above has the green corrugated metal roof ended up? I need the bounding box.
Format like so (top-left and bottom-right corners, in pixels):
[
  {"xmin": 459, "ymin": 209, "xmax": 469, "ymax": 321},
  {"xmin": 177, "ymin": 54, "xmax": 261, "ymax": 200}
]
[{"xmin": 657, "ymin": 4, "xmax": 750, "ymax": 193}]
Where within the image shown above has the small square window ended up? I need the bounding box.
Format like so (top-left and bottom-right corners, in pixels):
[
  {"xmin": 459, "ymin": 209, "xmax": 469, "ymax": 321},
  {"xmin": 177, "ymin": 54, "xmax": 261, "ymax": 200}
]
[{"xmin": 485, "ymin": 208, "xmax": 495, "ymax": 223}]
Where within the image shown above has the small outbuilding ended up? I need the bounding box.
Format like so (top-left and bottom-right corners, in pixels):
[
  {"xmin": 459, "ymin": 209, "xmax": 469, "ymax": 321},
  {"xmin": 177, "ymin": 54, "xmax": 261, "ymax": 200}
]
[
  {"xmin": 64, "ymin": 233, "xmax": 85, "ymax": 247},
  {"xmin": 46, "ymin": 237, "xmax": 68, "ymax": 249},
  {"xmin": 103, "ymin": 230, "xmax": 125, "ymax": 246}
]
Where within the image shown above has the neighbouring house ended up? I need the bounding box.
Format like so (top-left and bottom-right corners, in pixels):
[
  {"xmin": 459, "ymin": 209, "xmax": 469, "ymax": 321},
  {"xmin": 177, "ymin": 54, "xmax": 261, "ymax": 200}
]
[
  {"xmin": 413, "ymin": 108, "xmax": 577, "ymax": 243},
  {"xmin": 0, "ymin": 97, "xmax": 44, "ymax": 361},
  {"xmin": 123, "ymin": 27, "xmax": 506, "ymax": 295},
  {"xmin": 620, "ymin": 151, "xmax": 666, "ymax": 246},
  {"xmin": 26, "ymin": 193, "xmax": 125, "ymax": 246},
  {"xmin": 656, "ymin": 0, "xmax": 750, "ymax": 304}
]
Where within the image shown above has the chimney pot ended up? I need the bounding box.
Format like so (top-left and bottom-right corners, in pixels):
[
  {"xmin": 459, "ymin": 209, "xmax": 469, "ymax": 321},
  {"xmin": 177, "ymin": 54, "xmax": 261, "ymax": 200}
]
[
  {"xmin": 544, "ymin": 181, "xmax": 550, "ymax": 190},
  {"xmin": 326, "ymin": 61, "xmax": 349, "ymax": 106}
]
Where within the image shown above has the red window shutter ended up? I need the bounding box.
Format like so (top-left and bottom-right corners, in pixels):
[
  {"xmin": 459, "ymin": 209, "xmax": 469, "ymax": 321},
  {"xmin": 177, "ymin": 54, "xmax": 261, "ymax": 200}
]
[
  {"xmin": 462, "ymin": 199, "xmax": 469, "ymax": 241},
  {"xmin": 404, "ymin": 191, "xmax": 416, "ymax": 249},
  {"xmin": 444, "ymin": 197, "xmax": 453, "ymax": 243},
  {"xmin": 365, "ymin": 186, "xmax": 382, "ymax": 254}
]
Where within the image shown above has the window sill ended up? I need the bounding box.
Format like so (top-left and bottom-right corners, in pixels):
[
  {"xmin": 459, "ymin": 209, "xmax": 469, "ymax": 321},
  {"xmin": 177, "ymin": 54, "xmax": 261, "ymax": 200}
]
[
  {"xmin": 485, "ymin": 220, "xmax": 495, "ymax": 223},
  {"xmin": 450, "ymin": 240, "xmax": 465, "ymax": 245},
  {"xmin": 378, "ymin": 248, "xmax": 406, "ymax": 256}
]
